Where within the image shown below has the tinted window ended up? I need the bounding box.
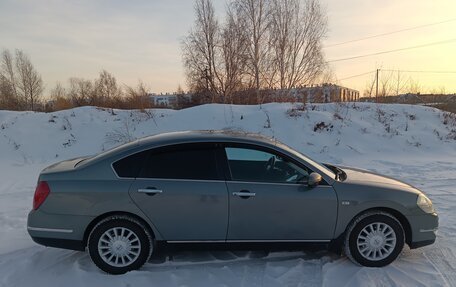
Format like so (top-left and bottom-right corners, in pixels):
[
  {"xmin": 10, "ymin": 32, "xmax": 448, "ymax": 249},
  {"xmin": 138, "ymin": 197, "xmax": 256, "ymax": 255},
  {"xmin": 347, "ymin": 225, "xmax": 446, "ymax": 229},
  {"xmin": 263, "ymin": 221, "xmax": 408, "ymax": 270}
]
[
  {"xmin": 225, "ymin": 147, "xmax": 309, "ymax": 183},
  {"xmin": 139, "ymin": 144, "xmax": 219, "ymax": 180},
  {"xmin": 113, "ymin": 150, "xmax": 150, "ymax": 178}
]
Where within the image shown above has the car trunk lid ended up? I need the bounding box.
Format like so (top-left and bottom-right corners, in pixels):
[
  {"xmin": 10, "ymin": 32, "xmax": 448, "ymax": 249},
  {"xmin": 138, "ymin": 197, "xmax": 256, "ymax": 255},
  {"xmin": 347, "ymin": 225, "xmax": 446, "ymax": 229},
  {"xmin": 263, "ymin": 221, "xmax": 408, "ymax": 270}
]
[{"xmin": 40, "ymin": 156, "xmax": 90, "ymax": 174}]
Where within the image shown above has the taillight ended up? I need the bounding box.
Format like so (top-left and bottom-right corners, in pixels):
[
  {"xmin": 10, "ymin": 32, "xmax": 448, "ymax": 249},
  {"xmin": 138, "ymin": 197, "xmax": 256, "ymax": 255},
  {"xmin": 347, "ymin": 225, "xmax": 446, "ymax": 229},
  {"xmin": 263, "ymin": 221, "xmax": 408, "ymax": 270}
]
[{"xmin": 33, "ymin": 181, "xmax": 51, "ymax": 210}]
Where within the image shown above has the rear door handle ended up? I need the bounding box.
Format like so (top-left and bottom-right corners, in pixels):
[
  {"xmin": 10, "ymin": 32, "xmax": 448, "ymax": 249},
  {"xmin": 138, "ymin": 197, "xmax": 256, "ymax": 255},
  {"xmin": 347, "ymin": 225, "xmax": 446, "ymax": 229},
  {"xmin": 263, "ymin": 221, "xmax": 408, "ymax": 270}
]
[
  {"xmin": 138, "ymin": 188, "xmax": 163, "ymax": 195},
  {"xmin": 233, "ymin": 191, "xmax": 256, "ymax": 198}
]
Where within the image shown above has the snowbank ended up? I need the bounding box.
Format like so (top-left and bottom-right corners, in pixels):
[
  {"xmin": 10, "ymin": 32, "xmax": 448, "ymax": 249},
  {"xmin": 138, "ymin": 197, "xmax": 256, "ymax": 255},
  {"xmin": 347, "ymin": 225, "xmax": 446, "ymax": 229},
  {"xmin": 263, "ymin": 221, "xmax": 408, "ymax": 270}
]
[{"xmin": 0, "ymin": 103, "xmax": 455, "ymax": 286}]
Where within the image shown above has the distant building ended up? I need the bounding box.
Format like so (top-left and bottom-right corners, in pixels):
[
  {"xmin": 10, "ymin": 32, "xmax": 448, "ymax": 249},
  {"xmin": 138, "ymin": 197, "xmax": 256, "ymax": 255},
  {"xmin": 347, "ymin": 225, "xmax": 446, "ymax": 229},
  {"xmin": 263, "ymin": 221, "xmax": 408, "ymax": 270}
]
[
  {"xmin": 304, "ymin": 84, "xmax": 360, "ymax": 103},
  {"xmin": 267, "ymin": 84, "xmax": 360, "ymax": 103},
  {"xmin": 148, "ymin": 84, "xmax": 359, "ymax": 109},
  {"xmin": 149, "ymin": 93, "xmax": 193, "ymax": 108}
]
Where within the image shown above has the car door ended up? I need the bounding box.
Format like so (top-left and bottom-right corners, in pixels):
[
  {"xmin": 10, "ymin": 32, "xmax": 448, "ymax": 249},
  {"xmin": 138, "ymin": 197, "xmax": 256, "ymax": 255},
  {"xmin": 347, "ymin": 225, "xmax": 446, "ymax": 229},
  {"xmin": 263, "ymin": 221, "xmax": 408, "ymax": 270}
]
[
  {"xmin": 223, "ymin": 145, "xmax": 337, "ymax": 241},
  {"xmin": 128, "ymin": 143, "xmax": 229, "ymax": 241}
]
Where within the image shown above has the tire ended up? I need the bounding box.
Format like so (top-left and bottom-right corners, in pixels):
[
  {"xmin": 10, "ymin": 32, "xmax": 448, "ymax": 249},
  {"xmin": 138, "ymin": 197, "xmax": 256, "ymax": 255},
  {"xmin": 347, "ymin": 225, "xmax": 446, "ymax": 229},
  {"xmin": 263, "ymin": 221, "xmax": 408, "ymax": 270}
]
[
  {"xmin": 88, "ymin": 215, "xmax": 154, "ymax": 274},
  {"xmin": 344, "ymin": 211, "xmax": 404, "ymax": 267}
]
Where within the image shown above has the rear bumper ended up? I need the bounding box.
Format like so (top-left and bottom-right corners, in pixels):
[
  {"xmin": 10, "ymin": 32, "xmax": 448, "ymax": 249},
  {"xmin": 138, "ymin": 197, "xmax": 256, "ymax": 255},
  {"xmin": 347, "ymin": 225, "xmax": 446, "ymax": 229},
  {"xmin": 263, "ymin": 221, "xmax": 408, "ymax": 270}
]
[
  {"xmin": 407, "ymin": 212, "xmax": 438, "ymax": 249},
  {"xmin": 30, "ymin": 236, "xmax": 85, "ymax": 251},
  {"xmin": 27, "ymin": 209, "xmax": 94, "ymax": 250}
]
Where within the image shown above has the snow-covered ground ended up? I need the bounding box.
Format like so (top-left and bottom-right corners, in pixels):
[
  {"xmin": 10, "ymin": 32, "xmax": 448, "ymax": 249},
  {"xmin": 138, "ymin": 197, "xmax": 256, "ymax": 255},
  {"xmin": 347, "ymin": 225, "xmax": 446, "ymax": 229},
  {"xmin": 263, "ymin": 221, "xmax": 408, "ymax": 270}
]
[{"xmin": 0, "ymin": 102, "xmax": 455, "ymax": 287}]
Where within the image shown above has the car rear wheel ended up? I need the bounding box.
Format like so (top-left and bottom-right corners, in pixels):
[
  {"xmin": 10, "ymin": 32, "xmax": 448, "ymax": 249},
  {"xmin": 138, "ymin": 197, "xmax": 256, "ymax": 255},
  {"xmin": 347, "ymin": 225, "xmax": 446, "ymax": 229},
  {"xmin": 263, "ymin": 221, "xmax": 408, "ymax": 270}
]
[
  {"xmin": 344, "ymin": 211, "xmax": 404, "ymax": 267},
  {"xmin": 88, "ymin": 216, "xmax": 153, "ymax": 274}
]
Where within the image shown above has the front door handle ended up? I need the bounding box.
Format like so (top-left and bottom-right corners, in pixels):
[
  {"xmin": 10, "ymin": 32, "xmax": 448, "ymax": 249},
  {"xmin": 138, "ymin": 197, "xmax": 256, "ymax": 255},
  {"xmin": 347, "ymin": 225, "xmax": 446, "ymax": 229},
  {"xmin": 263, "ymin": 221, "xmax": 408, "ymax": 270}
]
[
  {"xmin": 233, "ymin": 191, "xmax": 256, "ymax": 198},
  {"xmin": 138, "ymin": 188, "xmax": 163, "ymax": 195}
]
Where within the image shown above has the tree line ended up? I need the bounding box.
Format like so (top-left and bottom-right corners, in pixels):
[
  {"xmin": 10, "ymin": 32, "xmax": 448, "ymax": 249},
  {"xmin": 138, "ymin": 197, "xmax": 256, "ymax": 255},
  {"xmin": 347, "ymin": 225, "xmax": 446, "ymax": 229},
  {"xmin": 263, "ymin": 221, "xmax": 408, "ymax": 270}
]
[
  {"xmin": 1, "ymin": 0, "xmax": 329, "ymax": 111},
  {"xmin": 0, "ymin": 48, "xmax": 158, "ymax": 112},
  {"xmin": 182, "ymin": 0, "xmax": 329, "ymax": 104},
  {"xmin": 363, "ymin": 69, "xmax": 445, "ymax": 99},
  {"xmin": 49, "ymin": 71, "xmax": 153, "ymax": 111}
]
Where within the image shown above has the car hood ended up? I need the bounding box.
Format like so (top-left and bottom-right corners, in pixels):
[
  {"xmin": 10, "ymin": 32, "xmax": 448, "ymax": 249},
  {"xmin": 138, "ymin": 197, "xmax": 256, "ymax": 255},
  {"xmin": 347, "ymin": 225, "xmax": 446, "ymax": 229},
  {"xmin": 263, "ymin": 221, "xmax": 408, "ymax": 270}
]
[{"xmin": 338, "ymin": 165, "xmax": 415, "ymax": 189}]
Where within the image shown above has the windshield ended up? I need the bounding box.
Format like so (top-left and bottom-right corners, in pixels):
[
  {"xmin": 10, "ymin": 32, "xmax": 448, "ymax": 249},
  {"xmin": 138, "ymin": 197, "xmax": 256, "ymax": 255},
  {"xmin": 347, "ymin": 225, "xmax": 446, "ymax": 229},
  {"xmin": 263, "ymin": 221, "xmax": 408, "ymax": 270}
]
[{"xmin": 275, "ymin": 142, "xmax": 337, "ymax": 180}]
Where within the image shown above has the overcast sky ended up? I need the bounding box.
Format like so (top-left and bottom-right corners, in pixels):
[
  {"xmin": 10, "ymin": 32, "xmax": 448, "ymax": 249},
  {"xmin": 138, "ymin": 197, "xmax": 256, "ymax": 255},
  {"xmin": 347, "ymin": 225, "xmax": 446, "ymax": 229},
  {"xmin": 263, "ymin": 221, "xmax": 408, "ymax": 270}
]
[{"xmin": 1, "ymin": 0, "xmax": 455, "ymax": 95}]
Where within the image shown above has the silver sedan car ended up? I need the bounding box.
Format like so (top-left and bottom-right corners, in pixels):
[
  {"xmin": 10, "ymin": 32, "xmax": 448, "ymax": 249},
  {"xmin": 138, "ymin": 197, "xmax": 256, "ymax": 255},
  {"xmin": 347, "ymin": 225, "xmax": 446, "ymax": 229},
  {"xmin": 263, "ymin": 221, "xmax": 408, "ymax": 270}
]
[{"xmin": 27, "ymin": 130, "xmax": 438, "ymax": 274}]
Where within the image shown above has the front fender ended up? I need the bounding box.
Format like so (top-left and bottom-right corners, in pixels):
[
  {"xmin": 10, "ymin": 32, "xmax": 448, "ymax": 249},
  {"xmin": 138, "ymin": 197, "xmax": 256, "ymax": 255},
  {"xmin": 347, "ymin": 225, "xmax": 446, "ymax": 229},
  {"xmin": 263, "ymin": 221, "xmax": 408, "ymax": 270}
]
[{"xmin": 333, "ymin": 181, "xmax": 417, "ymax": 238}]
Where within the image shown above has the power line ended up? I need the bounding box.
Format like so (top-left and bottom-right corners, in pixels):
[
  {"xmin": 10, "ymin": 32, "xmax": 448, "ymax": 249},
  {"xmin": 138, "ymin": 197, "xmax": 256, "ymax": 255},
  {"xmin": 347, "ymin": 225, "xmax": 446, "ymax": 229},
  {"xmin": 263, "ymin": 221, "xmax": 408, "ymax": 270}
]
[
  {"xmin": 337, "ymin": 69, "xmax": 456, "ymax": 82},
  {"xmin": 380, "ymin": 69, "xmax": 456, "ymax": 74},
  {"xmin": 327, "ymin": 38, "xmax": 456, "ymax": 63},
  {"xmin": 325, "ymin": 18, "xmax": 456, "ymax": 48},
  {"xmin": 338, "ymin": 71, "xmax": 374, "ymax": 81}
]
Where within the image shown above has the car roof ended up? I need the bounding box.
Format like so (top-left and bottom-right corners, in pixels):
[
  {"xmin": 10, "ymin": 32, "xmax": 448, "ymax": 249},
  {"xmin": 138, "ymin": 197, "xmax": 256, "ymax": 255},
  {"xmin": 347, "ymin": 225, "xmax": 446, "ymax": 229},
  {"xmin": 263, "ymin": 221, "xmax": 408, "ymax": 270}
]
[
  {"xmin": 136, "ymin": 130, "xmax": 279, "ymax": 146},
  {"xmin": 78, "ymin": 130, "xmax": 281, "ymax": 168},
  {"xmin": 77, "ymin": 130, "xmax": 336, "ymax": 184}
]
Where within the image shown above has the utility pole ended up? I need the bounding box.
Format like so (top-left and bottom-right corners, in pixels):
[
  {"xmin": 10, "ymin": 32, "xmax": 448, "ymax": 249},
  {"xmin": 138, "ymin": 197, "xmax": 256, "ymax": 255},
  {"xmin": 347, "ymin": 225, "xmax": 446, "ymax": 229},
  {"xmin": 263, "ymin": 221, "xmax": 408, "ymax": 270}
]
[
  {"xmin": 397, "ymin": 70, "xmax": 400, "ymax": 96},
  {"xmin": 375, "ymin": 69, "xmax": 379, "ymax": 103}
]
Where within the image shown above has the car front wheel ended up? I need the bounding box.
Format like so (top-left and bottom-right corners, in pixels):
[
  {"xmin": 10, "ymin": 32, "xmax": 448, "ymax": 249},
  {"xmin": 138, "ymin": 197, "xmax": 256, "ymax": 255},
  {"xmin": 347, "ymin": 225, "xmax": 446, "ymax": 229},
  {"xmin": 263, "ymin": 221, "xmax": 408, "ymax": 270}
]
[
  {"xmin": 88, "ymin": 216, "xmax": 153, "ymax": 274},
  {"xmin": 344, "ymin": 211, "xmax": 404, "ymax": 267}
]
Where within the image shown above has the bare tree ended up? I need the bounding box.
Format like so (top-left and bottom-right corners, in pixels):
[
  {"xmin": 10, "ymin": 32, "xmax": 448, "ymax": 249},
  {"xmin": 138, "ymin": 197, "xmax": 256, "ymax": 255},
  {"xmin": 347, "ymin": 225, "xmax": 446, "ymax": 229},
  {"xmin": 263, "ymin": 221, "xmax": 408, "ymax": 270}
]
[
  {"xmin": 14, "ymin": 50, "xmax": 44, "ymax": 110},
  {"xmin": 363, "ymin": 69, "xmax": 410, "ymax": 98},
  {"xmin": 49, "ymin": 82, "xmax": 73, "ymax": 111},
  {"xmin": 319, "ymin": 64, "xmax": 336, "ymax": 84},
  {"xmin": 378, "ymin": 69, "xmax": 395, "ymax": 97},
  {"xmin": 183, "ymin": 0, "xmax": 253, "ymax": 103},
  {"xmin": 220, "ymin": 5, "xmax": 249, "ymax": 102},
  {"xmin": 407, "ymin": 79, "xmax": 422, "ymax": 95},
  {"xmin": 182, "ymin": 0, "xmax": 222, "ymax": 102},
  {"xmin": 182, "ymin": 0, "xmax": 328, "ymax": 104},
  {"xmin": 393, "ymin": 70, "xmax": 409, "ymax": 96},
  {"xmin": 94, "ymin": 70, "xmax": 122, "ymax": 106},
  {"xmin": 231, "ymin": 0, "xmax": 272, "ymax": 101},
  {"xmin": 1, "ymin": 50, "xmax": 18, "ymax": 100},
  {"xmin": 0, "ymin": 51, "xmax": 18, "ymax": 109},
  {"xmin": 124, "ymin": 81, "xmax": 150, "ymax": 110},
  {"xmin": 269, "ymin": 0, "xmax": 326, "ymax": 90},
  {"xmin": 0, "ymin": 49, "xmax": 43, "ymax": 110},
  {"xmin": 67, "ymin": 78, "xmax": 94, "ymax": 106},
  {"xmin": 428, "ymin": 86, "xmax": 446, "ymax": 95},
  {"xmin": 50, "ymin": 82, "xmax": 66, "ymax": 99},
  {"xmin": 176, "ymin": 84, "xmax": 185, "ymax": 94},
  {"xmin": 0, "ymin": 75, "xmax": 18, "ymax": 110},
  {"xmin": 269, "ymin": 0, "xmax": 293, "ymax": 89}
]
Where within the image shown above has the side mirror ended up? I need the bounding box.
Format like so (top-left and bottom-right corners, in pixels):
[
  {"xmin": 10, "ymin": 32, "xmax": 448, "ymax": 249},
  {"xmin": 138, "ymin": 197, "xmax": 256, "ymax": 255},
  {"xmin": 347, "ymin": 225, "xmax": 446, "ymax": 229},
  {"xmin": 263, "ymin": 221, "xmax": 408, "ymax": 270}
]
[{"xmin": 308, "ymin": 172, "xmax": 322, "ymax": 187}]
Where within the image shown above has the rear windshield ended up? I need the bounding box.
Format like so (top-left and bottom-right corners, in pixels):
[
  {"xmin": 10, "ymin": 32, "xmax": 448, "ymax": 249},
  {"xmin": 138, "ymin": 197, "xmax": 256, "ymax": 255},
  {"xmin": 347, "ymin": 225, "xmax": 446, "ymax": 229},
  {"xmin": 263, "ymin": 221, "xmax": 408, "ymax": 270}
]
[
  {"xmin": 76, "ymin": 140, "xmax": 140, "ymax": 168},
  {"xmin": 112, "ymin": 149, "xmax": 150, "ymax": 178}
]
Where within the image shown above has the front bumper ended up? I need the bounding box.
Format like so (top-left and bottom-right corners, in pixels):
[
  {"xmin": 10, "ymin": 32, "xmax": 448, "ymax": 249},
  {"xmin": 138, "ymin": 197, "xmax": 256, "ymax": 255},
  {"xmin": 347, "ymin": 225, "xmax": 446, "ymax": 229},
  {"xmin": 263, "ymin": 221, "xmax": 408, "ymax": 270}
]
[{"xmin": 407, "ymin": 212, "xmax": 438, "ymax": 249}]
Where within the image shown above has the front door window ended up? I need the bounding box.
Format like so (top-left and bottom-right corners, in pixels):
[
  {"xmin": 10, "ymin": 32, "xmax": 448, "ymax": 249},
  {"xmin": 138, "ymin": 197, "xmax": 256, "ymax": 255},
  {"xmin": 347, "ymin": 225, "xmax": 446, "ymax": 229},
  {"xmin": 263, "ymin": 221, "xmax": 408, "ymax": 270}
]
[{"xmin": 225, "ymin": 147, "xmax": 309, "ymax": 183}]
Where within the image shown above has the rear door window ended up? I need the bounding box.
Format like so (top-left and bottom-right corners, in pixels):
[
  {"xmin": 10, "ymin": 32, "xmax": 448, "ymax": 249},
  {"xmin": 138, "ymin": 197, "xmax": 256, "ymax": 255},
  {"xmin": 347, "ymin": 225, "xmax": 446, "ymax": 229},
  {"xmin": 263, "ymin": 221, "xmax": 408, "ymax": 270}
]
[{"xmin": 139, "ymin": 143, "xmax": 221, "ymax": 180}]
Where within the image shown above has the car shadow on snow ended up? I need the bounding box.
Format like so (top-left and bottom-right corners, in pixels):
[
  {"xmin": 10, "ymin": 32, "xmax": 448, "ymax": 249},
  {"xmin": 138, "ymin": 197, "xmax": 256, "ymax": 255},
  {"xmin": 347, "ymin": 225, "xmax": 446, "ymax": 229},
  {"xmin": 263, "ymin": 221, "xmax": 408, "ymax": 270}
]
[
  {"xmin": 146, "ymin": 242, "xmax": 336, "ymax": 267},
  {"xmin": 0, "ymin": 244, "xmax": 448, "ymax": 287}
]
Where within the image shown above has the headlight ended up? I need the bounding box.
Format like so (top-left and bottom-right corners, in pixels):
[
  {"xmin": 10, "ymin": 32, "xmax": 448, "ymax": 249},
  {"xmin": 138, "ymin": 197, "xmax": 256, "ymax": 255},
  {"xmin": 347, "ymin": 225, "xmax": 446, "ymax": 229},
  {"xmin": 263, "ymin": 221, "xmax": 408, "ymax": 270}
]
[{"xmin": 417, "ymin": 194, "xmax": 435, "ymax": 214}]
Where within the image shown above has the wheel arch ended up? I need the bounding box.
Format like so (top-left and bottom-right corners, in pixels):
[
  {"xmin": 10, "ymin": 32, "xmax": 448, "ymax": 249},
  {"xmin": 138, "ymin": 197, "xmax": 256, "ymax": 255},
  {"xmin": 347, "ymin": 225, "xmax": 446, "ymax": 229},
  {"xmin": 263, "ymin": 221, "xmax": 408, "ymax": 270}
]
[
  {"xmin": 331, "ymin": 207, "xmax": 412, "ymax": 252},
  {"xmin": 83, "ymin": 211, "xmax": 157, "ymax": 247}
]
